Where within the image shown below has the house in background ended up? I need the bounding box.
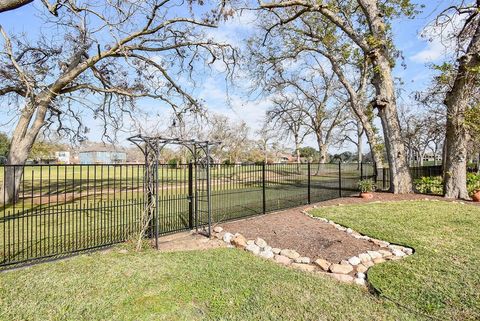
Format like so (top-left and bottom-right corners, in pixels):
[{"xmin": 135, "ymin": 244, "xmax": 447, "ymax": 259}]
[
  {"xmin": 273, "ymin": 152, "xmax": 295, "ymax": 163},
  {"xmin": 412, "ymin": 153, "xmax": 442, "ymax": 166},
  {"xmin": 55, "ymin": 151, "xmax": 71, "ymax": 164},
  {"xmin": 79, "ymin": 144, "xmax": 127, "ymax": 164}
]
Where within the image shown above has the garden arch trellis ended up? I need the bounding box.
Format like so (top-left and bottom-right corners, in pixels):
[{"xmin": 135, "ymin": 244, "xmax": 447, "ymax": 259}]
[{"xmin": 128, "ymin": 135, "xmax": 220, "ymax": 249}]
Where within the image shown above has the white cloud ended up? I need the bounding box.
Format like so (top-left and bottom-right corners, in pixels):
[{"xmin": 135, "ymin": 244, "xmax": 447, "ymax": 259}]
[
  {"xmin": 205, "ymin": 10, "xmax": 257, "ymax": 48},
  {"xmin": 410, "ymin": 38, "xmax": 447, "ymax": 63},
  {"xmin": 410, "ymin": 14, "xmax": 464, "ymax": 64},
  {"xmin": 197, "ymin": 76, "xmax": 271, "ymax": 133}
]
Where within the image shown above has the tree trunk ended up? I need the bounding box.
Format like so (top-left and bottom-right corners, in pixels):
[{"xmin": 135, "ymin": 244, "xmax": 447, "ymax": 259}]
[
  {"xmin": 319, "ymin": 144, "xmax": 328, "ymax": 164},
  {"xmin": 419, "ymin": 150, "xmax": 425, "ymax": 167},
  {"xmin": 443, "ymin": 101, "xmax": 469, "ymax": 199},
  {"xmin": 406, "ymin": 143, "xmax": 412, "ymax": 166},
  {"xmin": 367, "ymin": 137, "xmax": 382, "ymax": 173},
  {"xmin": 294, "ymin": 136, "xmax": 301, "ymax": 172},
  {"xmin": 1, "ymin": 165, "xmax": 24, "ymax": 205},
  {"xmin": 370, "ymin": 52, "xmax": 412, "ymax": 193},
  {"xmin": 361, "ymin": 118, "xmax": 383, "ymax": 173},
  {"xmin": 1, "ymin": 101, "xmax": 49, "ymax": 204},
  {"xmin": 357, "ymin": 124, "xmax": 363, "ymax": 170},
  {"xmin": 356, "ymin": 0, "xmax": 412, "ymax": 193},
  {"xmin": 313, "ymin": 135, "xmax": 328, "ymax": 175},
  {"xmin": 443, "ymin": 122, "xmax": 468, "ymax": 199},
  {"xmin": 1, "ymin": 129, "xmax": 36, "ymax": 204},
  {"xmin": 292, "ymin": 134, "xmax": 299, "ymax": 163},
  {"xmin": 324, "ymin": 52, "xmax": 383, "ymax": 175},
  {"xmin": 443, "ymin": 13, "xmax": 480, "ymax": 199}
]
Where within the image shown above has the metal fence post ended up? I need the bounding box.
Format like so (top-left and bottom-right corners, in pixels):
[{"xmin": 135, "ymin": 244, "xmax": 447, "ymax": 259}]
[
  {"xmin": 382, "ymin": 167, "xmax": 387, "ymax": 190},
  {"xmin": 206, "ymin": 144, "xmax": 212, "ymax": 237},
  {"xmin": 188, "ymin": 162, "xmax": 194, "ymax": 229},
  {"xmin": 262, "ymin": 162, "xmax": 266, "ymax": 214},
  {"xmin": 307, "ymin": 162, "xmax": 311, "ymax": 204},
  {"xmin": 154, "ymin": 155, "xmax": 159, "ymax": 250},
  {"xmin": 338, "ymin": 162, "xmax": 342, "ymax": 198}
]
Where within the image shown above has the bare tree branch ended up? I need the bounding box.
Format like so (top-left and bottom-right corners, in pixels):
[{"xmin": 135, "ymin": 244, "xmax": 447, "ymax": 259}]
[{"xmin": 0, "ymin": 0, "xmax": 33, "ymax": 13}]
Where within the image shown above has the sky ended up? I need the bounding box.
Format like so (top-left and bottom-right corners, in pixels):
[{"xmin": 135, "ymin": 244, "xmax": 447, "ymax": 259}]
[{"xmin": 0, "ymin": 0, "xmax": 453, "ymax": 152}]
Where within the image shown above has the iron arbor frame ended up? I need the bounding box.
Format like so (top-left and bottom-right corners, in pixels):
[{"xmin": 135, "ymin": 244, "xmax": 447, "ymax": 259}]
[{"xmin": 128, "ymin": 134, "xmax": 220, "ymax": 249}]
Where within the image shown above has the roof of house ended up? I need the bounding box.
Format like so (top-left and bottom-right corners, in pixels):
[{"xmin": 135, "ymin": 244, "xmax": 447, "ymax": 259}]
[{"xmin": 78, "ymin": 142, "xmax": 126, "ymax": 154}]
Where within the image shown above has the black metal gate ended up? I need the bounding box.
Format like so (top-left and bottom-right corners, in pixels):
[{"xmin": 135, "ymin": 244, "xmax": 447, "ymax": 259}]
[
  {"xmin": 154, "ymin": 162, "xmax": 213, "ymax": 236},
  {"xmin": 128, "ymin": 135, "xmax": 219, "ymax": 248}
]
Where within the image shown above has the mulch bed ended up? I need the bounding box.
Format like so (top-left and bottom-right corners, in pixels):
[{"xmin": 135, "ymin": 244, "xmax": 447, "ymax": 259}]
[
  {"xmin": 310, "ymin": 191, "xmax": 479, "ymax": 206},
  {"xmin": 220, "ymin": 192, "xmax": 478, "ymax": 263},
  {"xmin": 221, "ymin": 209, "xmax": 380, "ymax": 263}
]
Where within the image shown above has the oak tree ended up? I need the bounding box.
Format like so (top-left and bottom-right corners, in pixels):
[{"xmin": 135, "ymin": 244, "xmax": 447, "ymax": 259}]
[
  {"xmin": 259, "ymin": 0, "xmax": 417, "ymax": 193},
  {"xmin": 0, "ymin": 0, "xmax": 237, "ymax": 203}
]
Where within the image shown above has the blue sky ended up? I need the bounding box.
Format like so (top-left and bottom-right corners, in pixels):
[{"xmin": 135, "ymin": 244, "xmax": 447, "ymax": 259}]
[
  {"xmin": 0, "ymin": 0, "xmax": 451, "ymax": 151},
  {"xmin": 392, "ymin": 0, "xmax": 452, "ymax": 98}
]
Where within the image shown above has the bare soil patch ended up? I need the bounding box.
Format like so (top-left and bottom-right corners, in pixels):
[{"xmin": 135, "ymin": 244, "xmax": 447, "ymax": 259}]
[
  {"xmin": 155, "ymin": 231, "xmax": 225, "ymax": 252},
  {"xmin": 150, "ymin": 193, "xmax": 476, "ymax": 259}
]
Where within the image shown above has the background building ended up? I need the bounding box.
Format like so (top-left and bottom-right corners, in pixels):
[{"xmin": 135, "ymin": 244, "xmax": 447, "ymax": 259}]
[
  {"xmin": 78, "ymin": 144, "xmax": 127, "ymax": 164},
  {"xmin": 55, "ymin": 151, "xmax": 71, "ymax": 164}
]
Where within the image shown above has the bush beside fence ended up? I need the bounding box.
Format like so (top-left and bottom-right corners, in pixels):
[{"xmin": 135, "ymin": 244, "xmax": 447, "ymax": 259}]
[{"xmin": 375, "ymin": 165, "xmax": 444, "ymax": 195}]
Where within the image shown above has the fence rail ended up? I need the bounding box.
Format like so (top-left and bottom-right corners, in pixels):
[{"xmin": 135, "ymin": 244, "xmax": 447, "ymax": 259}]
[
  {"xmin": 375, "ymin": 165, "xmax": 445, "ymax": 195},
  {"xmin": 1, "ymin": 162, "xmax": 372, "ymax": 268},
  {"xmin": 1, "ymin": 164, "xmax": 145, "ymax": 267}
]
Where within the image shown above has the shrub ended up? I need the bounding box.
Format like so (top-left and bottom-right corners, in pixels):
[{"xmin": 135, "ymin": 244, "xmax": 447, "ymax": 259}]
[
  {"xmin": 167, "ymin": 158, "xmax": 179, "ymax": 169},
  {"xmin": 413, "ymin": 176, "xmax": 443, "ymax": 195},
  {"xmin": 358, "ymin": 179, "xmax": 376, "ymax": 193},
  {"xmin": 467, "ymin": 162, "xmax": 478, "ymax": 172},
  {"xmin": 467, "ymin": 173, "xmax": 480, "ymax": 196}
]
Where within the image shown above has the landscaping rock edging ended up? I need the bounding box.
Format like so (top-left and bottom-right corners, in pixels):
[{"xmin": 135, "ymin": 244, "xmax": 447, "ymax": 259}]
[{"xmin": 210, "ymin": 210, "xmax": 414, "ymax": 287}]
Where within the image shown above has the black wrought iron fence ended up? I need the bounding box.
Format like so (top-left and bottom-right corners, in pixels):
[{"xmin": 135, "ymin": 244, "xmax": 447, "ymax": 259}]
[
  {"xmin": 376, "ymin": 165, "xmax": 444, "ymax": 195},
  {"xmin": 1, "ymin": 162, "xmax": 371, "ymax": 268},
  {"xmin": 1, "ymin": 164, "xmax": 145, "ymax": 267}
]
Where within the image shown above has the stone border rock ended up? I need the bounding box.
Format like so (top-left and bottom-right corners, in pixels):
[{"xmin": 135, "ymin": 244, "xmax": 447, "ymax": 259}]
[{"xmin": 210, "ymin": 211, "xmax": 414, "ymax": 287}]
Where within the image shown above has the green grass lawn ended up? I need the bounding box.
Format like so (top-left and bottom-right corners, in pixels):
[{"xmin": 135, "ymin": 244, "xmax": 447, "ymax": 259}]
[
  {"xmin": 310, "ymin": 200, "xmax": 480, "ymax": 321},
  {"xmin": 0, "ymin": 247, "xmax": 420, "ymax": 321},
  {"xmin": 1, "ymin": 200, "xmax": 478, "ymax": 320}
]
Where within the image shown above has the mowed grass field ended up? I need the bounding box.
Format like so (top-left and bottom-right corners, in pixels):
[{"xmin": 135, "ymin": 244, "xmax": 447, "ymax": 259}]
[
  {"xmin": 1, "ymin": 163, "xmax": 362, "ymax": 266},
  {"xmin": 0, "ymin": 163, "xmax": 355, "ymax": 210},
  {"xmin": 311, "ymin": 201, "xmax": 480, "ymax": 321},
  {"xmin": 0, "ymin": 247, "xmax": 421, "ymax": 321},
  {"xmin": 1, "ymin": 201, "xmax": 478, "ymax": 320}
]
